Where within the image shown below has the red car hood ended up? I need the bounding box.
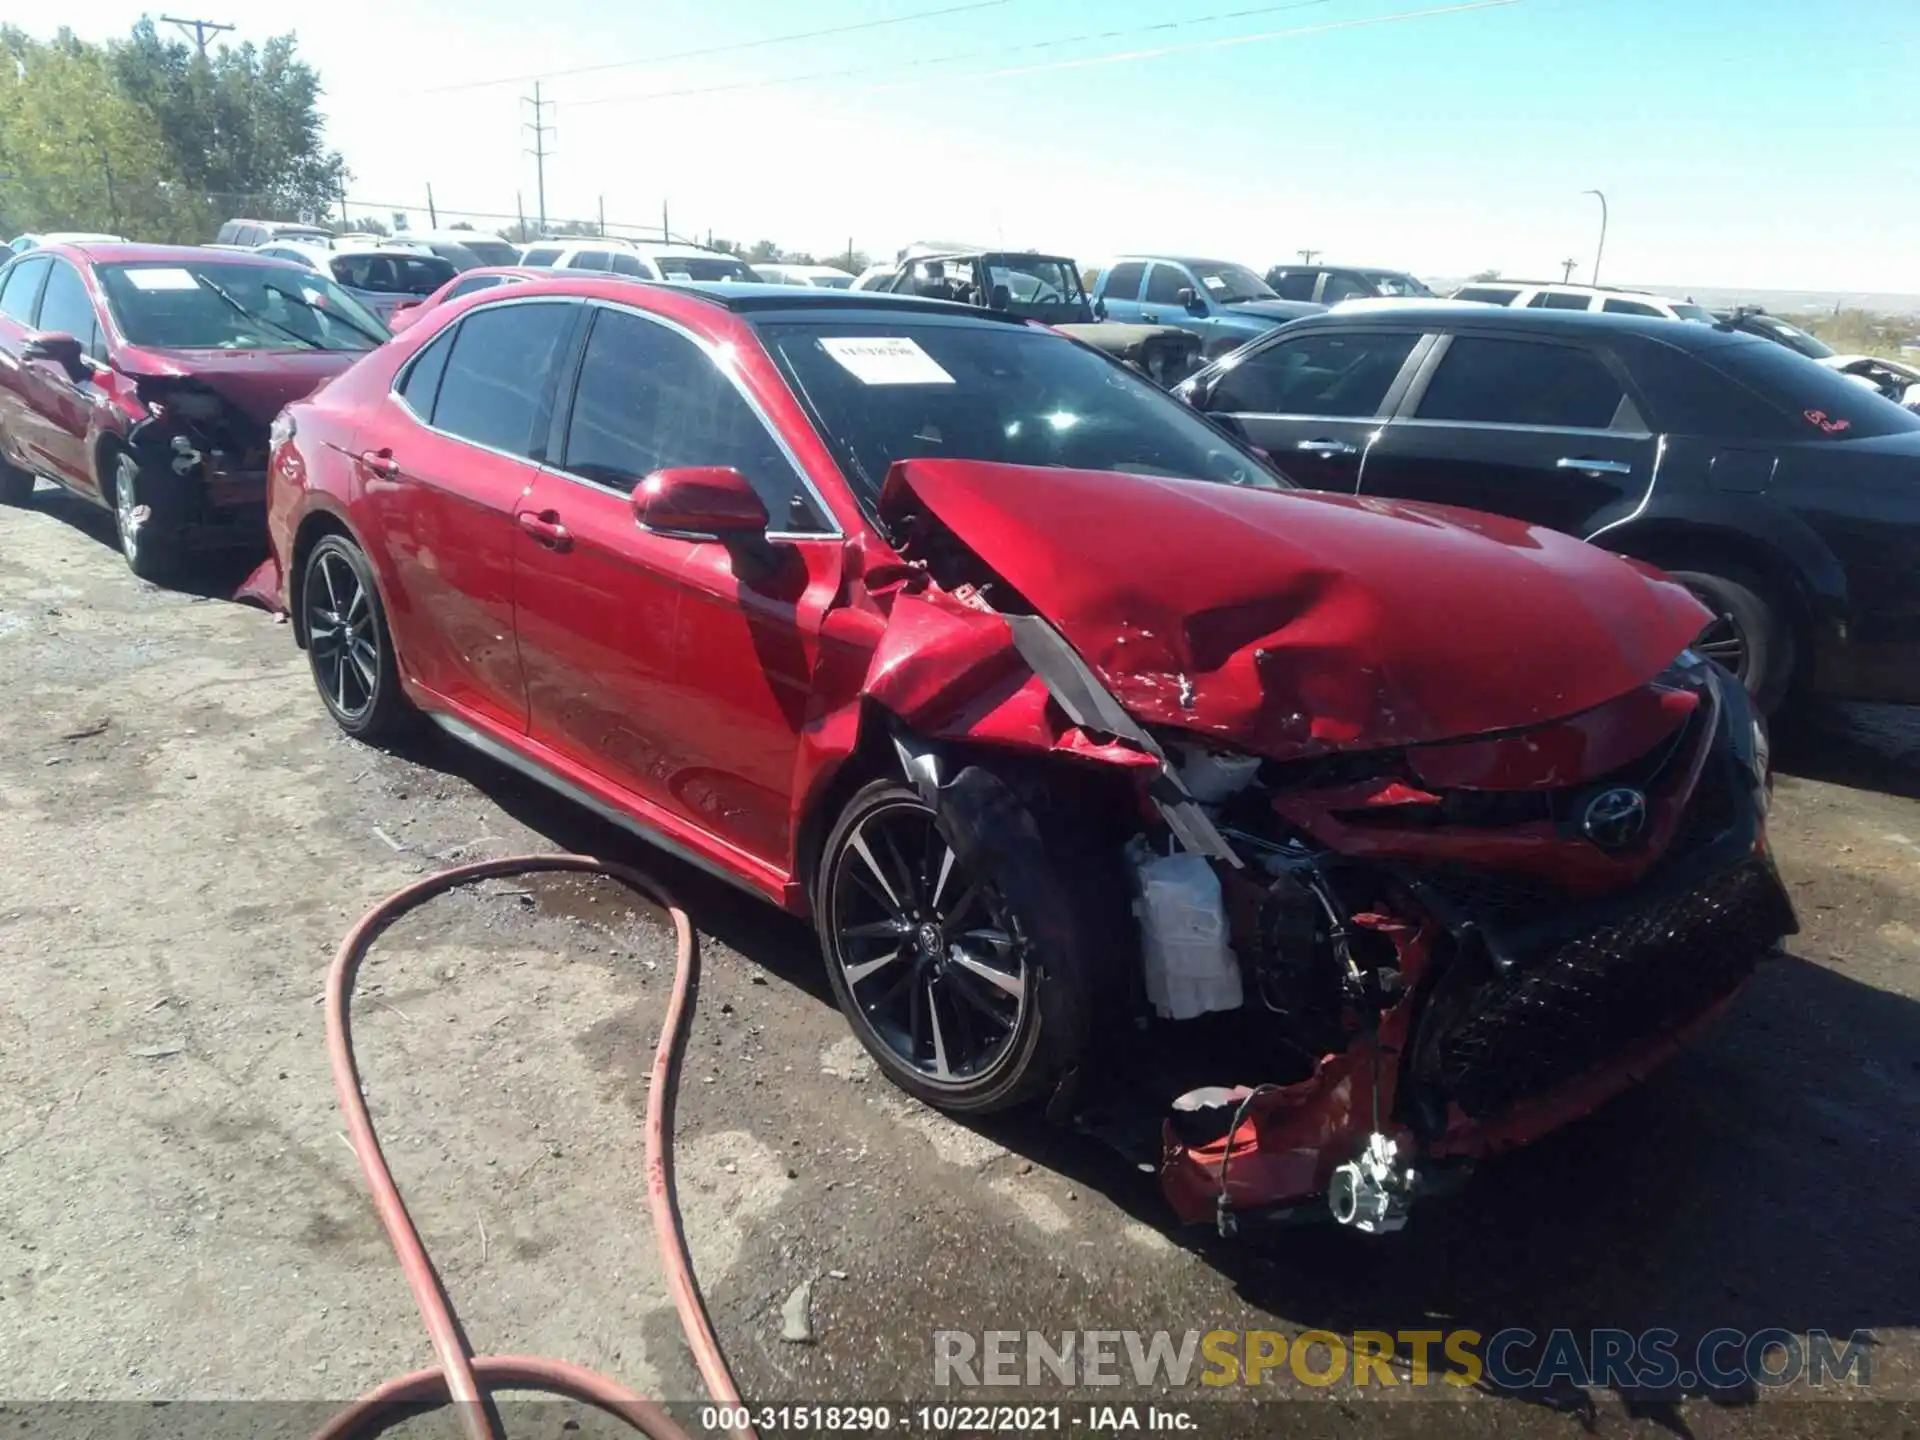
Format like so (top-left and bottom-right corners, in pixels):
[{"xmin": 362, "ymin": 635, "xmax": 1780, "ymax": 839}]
[
  {"xmin": 116, "ymin": 345, "xmax": 363, "ymax": 426},
  {"xmin": 881, "ymin": 460, "xmax": 1710, "ymax": 759}
]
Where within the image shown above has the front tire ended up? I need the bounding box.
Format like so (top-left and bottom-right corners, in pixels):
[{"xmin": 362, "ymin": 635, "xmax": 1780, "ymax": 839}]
[
  {"xmin": 813, "ymin": 773, "xmax": 1092, "ymax": 1114},
  {"xmin": 301, "ymin": 534, "xmax": 414, "ymax": 742},
  {"xmin": 1670, "ymin": 566, "xmax": 1794, "ymax": 714},
  {"xmin": 110, "ymin": 449, "xmax": 185, "ymax": 583}
]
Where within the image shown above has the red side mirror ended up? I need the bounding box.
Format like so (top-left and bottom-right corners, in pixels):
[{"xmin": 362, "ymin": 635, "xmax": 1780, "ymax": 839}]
[{"xmin": 632, "ymin": 466, "xmax": 769, "ymax": 539}]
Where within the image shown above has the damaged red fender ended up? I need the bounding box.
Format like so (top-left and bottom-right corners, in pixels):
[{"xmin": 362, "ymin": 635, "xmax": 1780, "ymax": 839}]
[{"xmin": 880, "ymin": 459, "xmax": 1710, "ymax": 759}]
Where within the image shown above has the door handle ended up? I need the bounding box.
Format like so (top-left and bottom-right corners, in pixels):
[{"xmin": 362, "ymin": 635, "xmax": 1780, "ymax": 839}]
[
  {"xmin": 358, "ymin": 448, "xmax": 399, "ymax": 479},
  {"xmin": 516, "ymin": 509, "xmax": 573, "ymax": 551},
  {"xmin": 1556, "ymin": 456, "xmax": 1633, "ymax": 476},
  {"xmin": 1297, "ymin": 438, "xmax": 1358, "ymax": 457},
  {"xmin": 1140, "ymin": 311, "xmax": 1159, "ymax": 322}
]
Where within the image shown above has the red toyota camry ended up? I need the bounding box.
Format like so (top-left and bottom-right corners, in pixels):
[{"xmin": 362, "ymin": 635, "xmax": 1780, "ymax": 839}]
[{"xmin": 262, "ymin": 275, "xmax": 1794, "ymax": 1232}]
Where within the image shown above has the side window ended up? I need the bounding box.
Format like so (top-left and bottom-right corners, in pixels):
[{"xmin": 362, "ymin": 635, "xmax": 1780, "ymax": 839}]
[
  {"xmin": 1603, "ymin": 298, "xmax": 1662, "ymax": 317},
  {"xmin": 521, "ymin": 246, "xmax": 563, "ymax": 267},
  {"xmin": 216, "ymin": 222, "xmax": 239, "ymax": 245},
  {"xmin": 429, "ymin": 301, "xmax": 576, "ymax": 457},
  {"xmin": 1269, "ymin": 271, "xmax": 1318, "ymax": 301},
  {"xmin": 0, "ymin": 256, "xmax": 51, "ymax": 322},
  {"xmin": 561, "ymin": 307, "xmax": 826, "ymax": 533},
  {"xmin": 1101, "ymin": 262, "xmax": 1146, "ymax": 301},
  {"xmin": 1322, "ymin": 273, "xmax": 1374, "ymax": 303},
  {"xmin": 397, "ymin": 327, "xmax": 456, "ymax": 418},
  {"xmin": 568, "ymin": 250, "xmax": 614, "ymax": 271},
  {"xmin": 1454, "ymin": 286, "xmax": 1521, "ymax": 306},
  {"xmin": 448, "ymin": 275, "xmax": 507, "ymax": 302},
  {"xmin": 1534, "ymin": 291, "xmax": 1593, "ymax": 311},
  {"xmin": 36, "ymin": 260, "xmax": 101, "ymax": 357},
  {"xmin": 1143, "ymin": 264, "xmax": 1190, "ymax": 305},
  {"xmin": 1209, "ymin": 331, "xmax": 1420, "ymax": 417},
  {"xmin": 609, "ymin": 252, "xmax": 646, "ymax": 277},
  {"xmin": 1629, "ymin": 341, "xmax": 1792, "ymax": 439},
  {"xmin": 1416, "ymin": 337, "xmax": 1626, "ymax": 429}
]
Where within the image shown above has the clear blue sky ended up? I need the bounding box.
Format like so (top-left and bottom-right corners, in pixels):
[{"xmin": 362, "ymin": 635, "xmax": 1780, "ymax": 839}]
[{"xmin": 69, "ymin": 0, "xmax": 1920, "ymax": 290}]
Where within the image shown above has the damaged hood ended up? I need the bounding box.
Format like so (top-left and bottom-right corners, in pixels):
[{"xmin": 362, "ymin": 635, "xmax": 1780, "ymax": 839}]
[
  {"xmin": 882, "ymin": 460, "xmax": 1710, "ymax": 758},
  {"xmin": 118, "ymin": 345, "xmax": 364, "ymax": 426}
]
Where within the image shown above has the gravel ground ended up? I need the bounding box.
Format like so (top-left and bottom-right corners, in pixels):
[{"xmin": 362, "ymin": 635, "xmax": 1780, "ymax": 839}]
[{"xmin": 1, "ymin": 486, "xmax": 1916, "ymax": 1439}]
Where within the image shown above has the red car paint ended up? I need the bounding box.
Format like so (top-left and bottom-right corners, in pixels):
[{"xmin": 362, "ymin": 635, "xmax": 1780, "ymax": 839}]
[
  {"xmin": 264, "ymin": 275, "xmax": 1786, "ymax": 1225},
  {"xmin": 0, "ymin": 243, "xmax": 367, "ymax": 521},
  {"xmin": 385, "ymin": 266, "xmax": 551, "ymax": 334}
]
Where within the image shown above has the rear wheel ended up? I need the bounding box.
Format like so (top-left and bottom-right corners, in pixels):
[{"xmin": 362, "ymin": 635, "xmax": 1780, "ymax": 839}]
[
  {"xmin": 1669, "ymin": 566, "xmax": 1794, "ymax": 714},
  {"xmin": 302, "ymin": 534, "xmax": 414, "ymax": 742},
  {"xmin": 814, "ymin": 774, "xmax": 1092, "ymax": 1114}
]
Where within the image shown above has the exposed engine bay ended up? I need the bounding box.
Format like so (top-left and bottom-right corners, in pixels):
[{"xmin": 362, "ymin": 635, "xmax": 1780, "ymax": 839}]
[
  {"xmin": 867, "ymin": 457, "xmax": 1798, "ymax": 1235},
  {"xmin": 124, "ymin": 375, "xmax": 272, "ymax": 526}
]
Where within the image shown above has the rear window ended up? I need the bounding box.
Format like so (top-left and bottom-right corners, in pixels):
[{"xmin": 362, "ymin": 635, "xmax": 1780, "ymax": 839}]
[
  {"xmin": 1702, "ymin": 338, "xmax": 1920, "ymax": 440},
  {"xmin": 667, "ymin": 256, "xmax": 758, "ymax": 283},
  {"xmin": 330, "ymin": 253, "xmax": 457, "ymax": 295},
  {"xmin": 521, "ymin": 246, "xmax": 563, "ymax": 267},
  {"xmin": 456, "ymin": 237, "xmax": 521, "ymax": 267},
  {"xmin": 1453, "ymin": 286, "xmax": 1521, "ymax": 305},
  {"xmin": 1417, "ymin": 336, "xmax": 1626, "ymax": 429}
]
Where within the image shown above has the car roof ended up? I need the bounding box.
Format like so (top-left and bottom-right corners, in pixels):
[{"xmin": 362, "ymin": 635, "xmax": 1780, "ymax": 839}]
[
  {"xmin": 473, "ymin": 274, "xmax": 1032, "ymax": 325},
  {"xmin": 50, "ymin": 241, "xmax": 306, "ymax": 268},
  {"xmin": 1287, "ymin": 301, "xmax": 1754, "ymax": 348}
]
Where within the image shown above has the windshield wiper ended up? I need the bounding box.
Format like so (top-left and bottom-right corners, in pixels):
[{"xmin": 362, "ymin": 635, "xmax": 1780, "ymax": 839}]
[
  {"xmin": 191, "ymin": 274, "xmax": 320, "ymax": 350},
  {"xmin": 262, "ymin": 282, "xmax": 388, "ymax": 348}
]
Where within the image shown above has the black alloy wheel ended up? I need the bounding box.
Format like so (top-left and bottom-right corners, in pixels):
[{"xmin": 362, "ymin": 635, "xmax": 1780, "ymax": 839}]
[
  {"xmin": 302, "ymin": 534, "xmax": 412, "ymax": 741},
  {"xmin": 1669, "ymin": 566, "xmax": 1792, "ymax": 714},
  {"xmin": 817, "ymin": 779, "xmax": 1068, "ymax": 1112}
]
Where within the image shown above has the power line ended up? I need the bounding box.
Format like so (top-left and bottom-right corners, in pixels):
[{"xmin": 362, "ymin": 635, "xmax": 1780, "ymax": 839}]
[
  {"xmin": 569, "ymin": 0, "xmax": 1341, "ymax": 109},
  {"xmin": 419, "ymin": 0, "xmax": 1015, "ymax": 96}
]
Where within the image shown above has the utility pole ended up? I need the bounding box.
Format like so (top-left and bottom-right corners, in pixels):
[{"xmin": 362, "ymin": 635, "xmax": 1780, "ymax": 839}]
[
  {"xmin": 160, "ymin": 16, "xmax": 235, "ymax": 59},
  {"xmin": 1560, "ymin": 257, "xmax": 1578, "ymax": 282},
  {"xmin": 426, "ymin": 183, "xmax": 438, "ymax": 228},
  {"xmin": 516, "ymin": 192, "xmax": 527, "ymax": 242},
  {"xmin": 661, "ymin": 200, "xmax": 670, "ymax": 243},
  {"xmin": 1297, "ymin": 248, "xmax": 1320, "ymax": 265},
  {"xmin": 521, "ymin": 82, "xmax": 554, "ymax": 235},
  {"xmin": 1583, "ymin": 188, "xmax": 1608, "ymax": 284},
  {"xmin": 598, "ymin": 195, "xmax": 606, "ymax": 235}
]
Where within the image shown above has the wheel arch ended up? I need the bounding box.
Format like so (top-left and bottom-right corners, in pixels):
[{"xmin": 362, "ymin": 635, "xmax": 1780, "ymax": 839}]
[{"xmin": 287, "ymin": 507, "xmax": 371, "ymax": 651}]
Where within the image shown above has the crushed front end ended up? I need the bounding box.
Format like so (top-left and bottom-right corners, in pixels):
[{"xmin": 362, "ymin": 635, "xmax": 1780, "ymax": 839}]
[
  {"xmin": 1155, "ymin": 652, "xmax": 1795, "ymax": 1233},
  {"xmin": 124, "ymin": 375, "xmax": 273, "ymax": 548}
]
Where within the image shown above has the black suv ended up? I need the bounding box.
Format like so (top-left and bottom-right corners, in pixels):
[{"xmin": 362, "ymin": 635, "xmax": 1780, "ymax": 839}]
[{"xmin": 1176, "ymin": 303, "xmax": 1920, "ymax": 712}]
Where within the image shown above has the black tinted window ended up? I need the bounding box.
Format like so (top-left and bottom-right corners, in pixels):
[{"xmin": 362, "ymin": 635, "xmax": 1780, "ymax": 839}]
[
  {"xmin": 1101, "ymin": 262, "xmax": 1145, "ymax": 301},
  {"xmin": 1625, "ymin": 342, "xmax": 1787, "ymax": 437},
  {"xmin": 431, "ymin": 301, "xmax": 575, "ymax": 457},
  {"xmin": 1453, "ymin": 286, "xmax": 1520, "ymax": 305},
  {"xmin": 567, "ymin": 251, "xmax": 614, "ymax": 272},
  {"xmin": 1209, "ymin": 331, "xmax": 1419, "ymax": 417},
  {"xmin": 521, "ymin": 247, "xmax": 563, "ymax": 267},
  {"xmin": 36, "ymin": 260, "xmax": 100, "ymax": 357},
  {"xmin": 330, "ymin": 253, "xmax": 456, "ymax": 295},
  {"xmin": 1695, "ymin": 338, "xmax": 1920, "ymax": 441},
  {"xmin": 398, "ymin": 329, "xmax": 454, "ymax": 416},
  {"xmin": 448, "ymin": 274, "xmax": 508, "ymax": 301},
  {"xmin": 562, "ymin": 308, "xmax": 824, "ymax": 531},
  {"xmin": 1603, "ymin": 298, "xmax": 1661, "ymax": 316},
  {"xmin": 1144, "ymin": 264, "xmax": 1189, "ymax": 305},
  {"xmin": 1534, "ymin": 291, "xmax": 1594, "ymax": 311},
  {"xmin": 1267, "ymin": 270, "xmax": 1317, "ymax": 301},
  {"xmin": 0, "ymin": 256, "xmax": 50, "ymax": 321},
  {"xmin": 610, "ymin": 252, "xmax": 646, "ymax": 277},
  {"xmin": 1418, "ymin": 337, "xmax": 1624, "ymax": 428}
]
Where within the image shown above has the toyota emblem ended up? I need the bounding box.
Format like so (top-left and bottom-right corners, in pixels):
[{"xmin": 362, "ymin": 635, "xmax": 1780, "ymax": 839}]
[{"xmin": 1581, "ymin": 786, "xmax": 1649, "ymax": 850}]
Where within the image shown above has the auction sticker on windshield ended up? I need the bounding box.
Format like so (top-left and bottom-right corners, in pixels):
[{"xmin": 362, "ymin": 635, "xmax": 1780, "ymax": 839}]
[
  {"xmin": 125, "ymin": 268, "xmax": 201, "ymax": 291},
  {"xmin": 820, "ymin": 335, "xmax": 955, "ymax": 386}
]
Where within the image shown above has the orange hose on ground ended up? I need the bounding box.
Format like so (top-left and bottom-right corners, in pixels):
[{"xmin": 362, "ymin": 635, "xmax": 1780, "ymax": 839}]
[{"xmin": 318, "ymin": 854, "xmax": 757, "ymax": 1440}]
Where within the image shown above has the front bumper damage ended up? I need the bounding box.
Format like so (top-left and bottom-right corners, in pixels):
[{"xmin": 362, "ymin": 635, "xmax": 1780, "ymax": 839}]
[{"xmin": 125, "ymin": 376, "xmax": 271, "ymax": 548}]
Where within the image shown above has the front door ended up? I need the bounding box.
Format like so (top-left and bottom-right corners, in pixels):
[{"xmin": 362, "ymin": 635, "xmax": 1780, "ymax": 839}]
[
  {"xmin": 1194, "ymin": 328, "xmax": 1427, "ymax": 491},
  {"xmin": 16, "ymin": 258, "xmax": 106, "ymax": 493},
  {"xmin": 361, "ymin": 297, "xmax": 581, "ymax": 732},
  {"xmin": 516, "ymin": 302, "xmax": 845, "ymax": 869},
  {"xmin": 1357, "ymin": 333, "xmax": 1656, "ymax": 535}
]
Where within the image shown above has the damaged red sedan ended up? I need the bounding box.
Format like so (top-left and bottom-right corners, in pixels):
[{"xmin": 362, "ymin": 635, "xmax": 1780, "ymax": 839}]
[
  {"xmin": 0, "ymin": 243, "xmax": 387, "ymax": 581},
  {"xmin": 261, "ymin": 277, "xmax": 1796, "ymax": 1233}
]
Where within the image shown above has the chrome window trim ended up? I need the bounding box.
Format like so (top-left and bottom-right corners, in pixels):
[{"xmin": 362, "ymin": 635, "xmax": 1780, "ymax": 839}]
[{"xmin": 1384, "ymin": 416, "xmax": 1655, "ymax": 440}]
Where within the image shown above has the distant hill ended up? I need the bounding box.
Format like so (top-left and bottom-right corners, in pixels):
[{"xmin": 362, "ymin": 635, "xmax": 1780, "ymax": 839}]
[{"xmin": 1428, "ymin": 280, "xmax": 1920, "ymax": 319}]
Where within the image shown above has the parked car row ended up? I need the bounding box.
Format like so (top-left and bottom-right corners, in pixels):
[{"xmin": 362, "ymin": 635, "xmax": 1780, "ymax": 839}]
[{"xmin": 5, "ymin": 241, "xmax": 1889, "ymax": 1235}]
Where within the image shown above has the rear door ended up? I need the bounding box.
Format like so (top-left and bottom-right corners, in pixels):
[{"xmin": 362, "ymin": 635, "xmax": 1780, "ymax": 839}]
[
  {"xmin": 1357, "ymin": 331, "xmax": 1656, "ymax": 534},
  {"xmin": 516, "ymin": 302, "xmax": 844, "ymax": 869},
  {"xmin": 1095, "ymin": 261, "xmax": 1148, "ymax": 322},
  {"xmin": 1192, "ymin": 326, "xmax": 1427, "ymax": 491},
  {"xmin": 363, "ymin": 297, "xmax": 582, "ymax": 731}
]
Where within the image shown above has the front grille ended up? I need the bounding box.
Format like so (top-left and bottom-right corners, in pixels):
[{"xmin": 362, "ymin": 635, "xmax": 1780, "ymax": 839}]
[{"xmin": 1425, "ymin": 859, "xmax": 1792, "ymax": 1119}]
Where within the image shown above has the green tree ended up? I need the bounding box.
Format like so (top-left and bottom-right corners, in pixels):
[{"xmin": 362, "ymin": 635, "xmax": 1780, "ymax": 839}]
[
  {"xmin": 0, "ymin": 27, "xmax": 188, "ymax": 241},
  {"xmin": 109, "ymin": 18, "xmax": 345, "ymax": 228},
  {"xmin": 347, "ymin": 214, "xmax": 390, "ymax": 236},
  {"xmin": 746, "ymin": 239, "xmax": 780, "ymax": 263},
  {"xmin": 1470, "ymin": 268, "xmax": 1502, "ymax": 282}
]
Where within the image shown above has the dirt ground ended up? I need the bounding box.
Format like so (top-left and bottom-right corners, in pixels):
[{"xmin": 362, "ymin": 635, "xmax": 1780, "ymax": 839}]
[{"xmin": 1, "ymin": 486, "xmax": 1916, "ymax": 1440}]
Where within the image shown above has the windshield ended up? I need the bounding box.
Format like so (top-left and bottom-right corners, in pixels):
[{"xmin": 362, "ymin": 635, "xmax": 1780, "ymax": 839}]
[
  {"xmin": 1671, "ymin": 302, "xmax": 1715, "ymax": 323},
  {"xmin": 1749, "ymin": 315, "xmax": 1833, "ymax": 358},
  {"xmin": 1192, "ymin": 262, "xmax": 1275, "ymax": 304},
  {"xmin": 1366, "ymin": 271, "xmax": 1433, "ymax": 297},
  {"xmin": 456, "ymin": 237, "xmax": 520, "ymax": 267},
  {"xmin": 760, "ymin": 319, "xmax": 1282, "ymax": 505},
  {"xmin": 979, "ymin": 256, "xmax": 1088, "ymax": 322},
  {"xmin": 97, "ymin": 260, "xmax": 388, "ymax": 352},
  {"xmin": 1706, "ymin": 337, "xmax": 1920, "ymax": 440},
  {"xmin": 329, "ymin": 252, "xmax": 457, "ymax": 296}
]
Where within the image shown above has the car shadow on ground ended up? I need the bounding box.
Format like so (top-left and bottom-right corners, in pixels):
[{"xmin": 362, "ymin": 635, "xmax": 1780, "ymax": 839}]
[
  {"xmin": 22, "ymin": 481, "xmax": 263, "ymax": 602},
  {"xmin": 383, "ymin": 726, "xmax": 1916, "ymax": 1423},
  {"xmin": 1773, "ymin": 698, "xmax": 1920, "ymax": 801}
]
